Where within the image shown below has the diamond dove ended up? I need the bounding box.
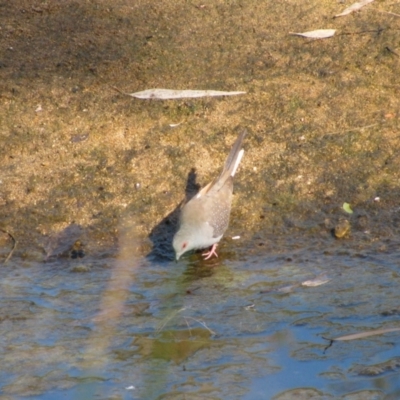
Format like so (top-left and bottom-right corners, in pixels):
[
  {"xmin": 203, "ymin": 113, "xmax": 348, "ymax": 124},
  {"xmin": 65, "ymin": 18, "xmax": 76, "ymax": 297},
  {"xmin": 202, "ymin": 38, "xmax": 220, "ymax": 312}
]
[{"xmin": 173, "ymin": 131, "xmax": 246, "ymax": 260}]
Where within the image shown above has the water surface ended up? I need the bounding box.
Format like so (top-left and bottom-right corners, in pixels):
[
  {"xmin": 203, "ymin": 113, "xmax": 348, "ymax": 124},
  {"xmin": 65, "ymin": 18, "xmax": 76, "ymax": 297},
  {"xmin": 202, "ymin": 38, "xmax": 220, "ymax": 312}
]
[{"xmin": 2, "ymin": 234, "xmax": 400, "ymax": 399}]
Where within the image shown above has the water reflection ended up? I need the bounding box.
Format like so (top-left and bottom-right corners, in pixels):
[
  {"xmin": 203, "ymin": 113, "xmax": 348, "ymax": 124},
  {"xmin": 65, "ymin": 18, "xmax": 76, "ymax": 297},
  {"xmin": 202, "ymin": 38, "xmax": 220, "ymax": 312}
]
[{"xmin": 1, "ymin": 232, "xmax": 400, "ymax": 399}]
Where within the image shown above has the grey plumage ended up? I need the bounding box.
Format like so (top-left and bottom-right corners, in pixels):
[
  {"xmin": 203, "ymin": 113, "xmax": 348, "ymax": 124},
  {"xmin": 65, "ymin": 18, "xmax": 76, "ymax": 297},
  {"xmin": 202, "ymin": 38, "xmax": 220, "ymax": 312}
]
[{"xmin": 173, "ymin": 131, "xmax": 246, "ymax": 260}]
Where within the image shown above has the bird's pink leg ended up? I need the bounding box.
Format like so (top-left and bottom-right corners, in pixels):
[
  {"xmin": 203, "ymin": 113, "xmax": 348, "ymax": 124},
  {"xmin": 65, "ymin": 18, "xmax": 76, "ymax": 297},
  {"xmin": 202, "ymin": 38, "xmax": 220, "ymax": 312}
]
[{"xmin": 202, "ymin": 244, "xmax": 218, "ymax": 260}]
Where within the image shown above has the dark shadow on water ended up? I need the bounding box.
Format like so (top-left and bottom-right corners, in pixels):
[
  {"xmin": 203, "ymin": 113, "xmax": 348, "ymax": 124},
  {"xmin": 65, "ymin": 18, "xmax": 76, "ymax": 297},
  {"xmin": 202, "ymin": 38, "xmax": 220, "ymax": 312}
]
[
  {"xmin": 147, "ymin": 168, "xmax": 200, "ymax": 262},
  {"xmin": 182, "ymin": 262, "xmax": 217, "ymax": 281}
]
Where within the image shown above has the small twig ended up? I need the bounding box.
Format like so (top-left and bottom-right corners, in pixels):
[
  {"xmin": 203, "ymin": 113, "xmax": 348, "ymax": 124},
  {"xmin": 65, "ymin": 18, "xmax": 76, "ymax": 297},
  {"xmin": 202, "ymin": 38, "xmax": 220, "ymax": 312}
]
[
  {"xmin": 339, "ymin": 29, "xmax": 386, "ymax": 36},
  {"xmin": 183, "ymin": 317, "xmax": 193, "ymax": 337},
  {"xmin": 110, "ymin": 86, "xmax": 128, "ymax": 96},
  {"xmin": 386, "ymin": 46, "xmax": 400, "ymax": 57},
  {"xmin": 1, "ymin": 229, "xmax": 17, "ymax": 264},
  {"xmin": 377, "ymin": 10, "xmax": 400, "ymax": 18},
  {"xmin": 156, "ymin": 307, "xmax": 187, "ymax": 333},
  {"xmin": 324, "ymin": 123, "xmax": 379, "ymax": 136},
  {"xmin": 322, "ymin": 337, "xmax": 334, "ymax": 353},
  {"xmin": 184, "ymin": 316, "xmax": 216, "ymax": 335}
]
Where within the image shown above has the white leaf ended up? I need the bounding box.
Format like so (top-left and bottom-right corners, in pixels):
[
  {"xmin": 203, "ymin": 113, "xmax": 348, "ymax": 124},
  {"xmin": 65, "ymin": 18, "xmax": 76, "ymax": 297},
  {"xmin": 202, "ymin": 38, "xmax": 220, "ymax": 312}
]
[
  {"xmin": 290, "ymin": 29, "xmax": 336, "ymax": 39},
  {"xmin": 333, "ymin": 327, "xmax": 400, "ymax": 341},
  {"xmin": 335, "ymin": 0, "xmax": 374, "ymax": 17},
  {"xmin": 277, "ymin": 284, "xmax": 298, "ymax": 293},
  {"xmin": 126, "ymin": 89, "xmax": 246, "ymax": 100},
  {"xmin": 302, "ymin": 275, "xmax": 331, "ymax": 287}
]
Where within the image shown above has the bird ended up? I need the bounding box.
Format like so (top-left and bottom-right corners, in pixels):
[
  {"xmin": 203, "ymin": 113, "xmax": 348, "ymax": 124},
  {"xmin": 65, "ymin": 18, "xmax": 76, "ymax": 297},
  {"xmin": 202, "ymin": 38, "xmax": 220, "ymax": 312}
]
[{"xmin": 173, "ymin": 130, "xmax": 246, "ymax": 260}]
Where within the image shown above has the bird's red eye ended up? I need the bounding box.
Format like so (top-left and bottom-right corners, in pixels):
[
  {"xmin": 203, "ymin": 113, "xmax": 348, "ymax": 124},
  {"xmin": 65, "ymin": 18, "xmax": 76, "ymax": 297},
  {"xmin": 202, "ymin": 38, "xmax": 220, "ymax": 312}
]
[{"xmin": 182, "ymin": 242, "xmax": 187, "ymax": 249}]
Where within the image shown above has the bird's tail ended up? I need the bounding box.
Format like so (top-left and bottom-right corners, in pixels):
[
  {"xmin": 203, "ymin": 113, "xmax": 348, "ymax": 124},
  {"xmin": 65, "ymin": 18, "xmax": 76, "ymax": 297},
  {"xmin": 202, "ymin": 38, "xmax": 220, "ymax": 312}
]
[
  {"xmin": 221, "ymin": 130, "xmax": 246, "ymax": 178},
  {"xmin": 198, "ymin": 130, "xmax": 246, "ymax": 196}
]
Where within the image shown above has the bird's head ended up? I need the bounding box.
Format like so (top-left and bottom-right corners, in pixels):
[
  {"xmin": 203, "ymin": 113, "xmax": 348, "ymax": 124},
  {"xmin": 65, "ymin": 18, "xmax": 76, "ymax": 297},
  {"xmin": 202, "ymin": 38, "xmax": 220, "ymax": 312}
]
[{"xmin": 173, "ymin": 230, "xmax": 191, "ymax": 261}]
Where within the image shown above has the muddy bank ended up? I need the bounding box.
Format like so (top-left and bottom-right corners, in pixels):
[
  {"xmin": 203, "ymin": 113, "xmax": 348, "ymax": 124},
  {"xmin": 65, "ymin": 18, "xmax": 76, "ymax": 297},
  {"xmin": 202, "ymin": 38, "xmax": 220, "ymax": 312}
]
[{"xmin": 1, "ymin": 0, "xmax": 400, "ymax": 262}]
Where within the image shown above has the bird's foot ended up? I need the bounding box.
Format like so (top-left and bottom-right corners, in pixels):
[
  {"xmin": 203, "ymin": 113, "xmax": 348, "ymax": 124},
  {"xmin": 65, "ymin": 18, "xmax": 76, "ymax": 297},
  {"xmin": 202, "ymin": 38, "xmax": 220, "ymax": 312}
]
[{"xmin": 202, "ymin": 244, "xmax": 218, "ymax": 260}]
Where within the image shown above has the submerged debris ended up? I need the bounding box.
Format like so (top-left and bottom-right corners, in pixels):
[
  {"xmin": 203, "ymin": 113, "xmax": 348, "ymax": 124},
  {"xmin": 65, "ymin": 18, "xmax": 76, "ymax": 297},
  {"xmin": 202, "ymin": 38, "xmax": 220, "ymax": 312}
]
[{"xmin": 334, "ymin": 218, "xmax": 351, "ymax": 239}]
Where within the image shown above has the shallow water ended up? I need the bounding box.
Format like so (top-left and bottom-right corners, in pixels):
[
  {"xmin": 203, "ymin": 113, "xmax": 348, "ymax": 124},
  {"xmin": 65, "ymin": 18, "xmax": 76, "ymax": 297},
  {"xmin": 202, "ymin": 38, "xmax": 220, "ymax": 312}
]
[{"xmin": 1, "ymin": 235, "xmax": 400, "ymax": 400}]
